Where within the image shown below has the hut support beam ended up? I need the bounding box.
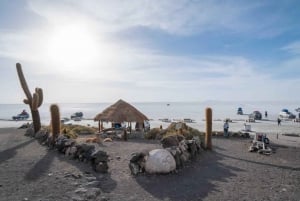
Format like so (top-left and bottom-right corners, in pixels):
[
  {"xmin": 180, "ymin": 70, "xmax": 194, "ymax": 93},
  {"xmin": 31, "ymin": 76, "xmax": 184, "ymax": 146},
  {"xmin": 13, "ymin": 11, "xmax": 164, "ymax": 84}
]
[{"xmin": 98, "ymin": 120, "xmax": 101, "ymax": 133}]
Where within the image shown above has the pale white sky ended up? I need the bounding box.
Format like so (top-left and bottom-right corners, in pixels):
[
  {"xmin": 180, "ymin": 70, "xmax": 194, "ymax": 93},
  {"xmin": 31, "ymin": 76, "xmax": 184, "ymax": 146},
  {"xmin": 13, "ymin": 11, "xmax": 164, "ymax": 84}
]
[{"xmin": 0, "ymin": 0, "xmax": 300, "ymax": 103}]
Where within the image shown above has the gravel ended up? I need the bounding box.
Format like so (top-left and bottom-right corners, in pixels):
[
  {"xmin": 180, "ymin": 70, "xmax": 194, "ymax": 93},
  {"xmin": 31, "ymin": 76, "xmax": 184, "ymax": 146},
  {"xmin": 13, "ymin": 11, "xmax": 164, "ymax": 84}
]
[{"xmin": 0, "ymin": 128, "xmax": 299, "ymax": 201}]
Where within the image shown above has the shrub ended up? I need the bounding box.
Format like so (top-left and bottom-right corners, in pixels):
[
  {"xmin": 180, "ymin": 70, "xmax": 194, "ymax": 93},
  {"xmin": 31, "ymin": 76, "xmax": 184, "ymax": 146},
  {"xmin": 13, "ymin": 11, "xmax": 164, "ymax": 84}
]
[
  {"xmin": 43, "ymin": 124, "xmax": 97, "ymax": 139},
  {"xmin": 144, "ymin": 128, "xmax": 161, "ymax": 139},
  {"xmin": 145, "ymin": 122, "xmax": 205, "ymax": 142}
]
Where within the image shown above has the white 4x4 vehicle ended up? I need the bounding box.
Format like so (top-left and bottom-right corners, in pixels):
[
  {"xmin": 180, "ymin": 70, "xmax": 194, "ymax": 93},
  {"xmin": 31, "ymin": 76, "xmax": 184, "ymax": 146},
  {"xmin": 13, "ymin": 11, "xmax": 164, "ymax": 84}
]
[{"xmin": 278, "ymin": 109, "xmax": 296, "ymax": 119}]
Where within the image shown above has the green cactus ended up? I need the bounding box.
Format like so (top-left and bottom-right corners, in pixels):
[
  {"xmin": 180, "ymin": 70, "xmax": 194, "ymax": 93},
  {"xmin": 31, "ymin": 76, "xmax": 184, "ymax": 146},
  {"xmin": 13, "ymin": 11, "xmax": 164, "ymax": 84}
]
[
  {"xmin": 205, "ymin": 107, "xmax": 212, "ymax": 150},
  {"xmin": 16, "ymin": 63, "xmax": 43, "ymax": 133},
  {"xmin": 50, "ymin": 104, "xmax": 61, "ymax": 145}
]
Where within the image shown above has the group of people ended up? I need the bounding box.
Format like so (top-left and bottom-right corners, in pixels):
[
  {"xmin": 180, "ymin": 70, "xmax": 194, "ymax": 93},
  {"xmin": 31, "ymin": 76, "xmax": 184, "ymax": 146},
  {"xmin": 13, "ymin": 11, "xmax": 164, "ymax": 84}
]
[
  {"xmin": 21, "ymin": 109, "xmax": 28, "ymax": 115},
  {"xmin": 222, "ymin": 110, "xmax": 292, "ymax": 136}
]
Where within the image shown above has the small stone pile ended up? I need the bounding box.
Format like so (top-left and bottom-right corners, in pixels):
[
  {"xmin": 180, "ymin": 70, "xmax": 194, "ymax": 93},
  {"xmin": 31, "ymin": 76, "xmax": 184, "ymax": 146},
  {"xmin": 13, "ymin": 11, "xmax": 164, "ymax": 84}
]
[
  {"xmin": 129, "ymin": 134, "xmax": 202, "ymax": 175},
  {"xmin": 25, "ymin": 125, "xmax": 109, "ymax": 173}
]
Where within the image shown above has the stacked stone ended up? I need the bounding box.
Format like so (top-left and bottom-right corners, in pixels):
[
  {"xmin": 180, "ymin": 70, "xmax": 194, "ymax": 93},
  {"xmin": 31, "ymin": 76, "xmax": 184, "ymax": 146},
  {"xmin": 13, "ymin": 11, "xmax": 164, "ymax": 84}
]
[
  {"xmin": 129, "ymin": 152, "xmax": 147, "ymax": 175},
  {"xmin": 128, "ymin": 134, "xmax": 202, "ymax": 175},
  {"xmin": 24, "ymin": 126, "xmax": 109, "ymax": 173},
  {"xmin": 162, "ymin": 135, "xmax": 202, "ymax": 168}
]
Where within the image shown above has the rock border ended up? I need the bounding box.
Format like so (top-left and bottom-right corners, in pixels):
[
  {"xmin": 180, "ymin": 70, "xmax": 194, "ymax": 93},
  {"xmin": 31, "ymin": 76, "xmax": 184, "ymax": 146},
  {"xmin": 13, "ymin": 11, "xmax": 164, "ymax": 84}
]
[
  {"xmin": 24, "ymin": 125, "xmax": 109, "ymax": 173},
  {"xmin": 129, "ymin": 135, "xmax": 203, "ymax": 175}
]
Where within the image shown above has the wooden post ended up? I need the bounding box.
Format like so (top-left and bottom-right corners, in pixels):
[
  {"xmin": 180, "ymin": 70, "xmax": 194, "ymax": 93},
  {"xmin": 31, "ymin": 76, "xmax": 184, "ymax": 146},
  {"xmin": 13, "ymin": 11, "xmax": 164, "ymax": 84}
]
[
  {"xmin": 205, "ymin": 107, "xmax": 212, "ymax": 150},
  {"xmin": 123, "ymin": 129, "xmax": 128, "ymax": 141},
  {"xmin": 98, "ymin": 120, "xmax": 101, "ymax": 133}
]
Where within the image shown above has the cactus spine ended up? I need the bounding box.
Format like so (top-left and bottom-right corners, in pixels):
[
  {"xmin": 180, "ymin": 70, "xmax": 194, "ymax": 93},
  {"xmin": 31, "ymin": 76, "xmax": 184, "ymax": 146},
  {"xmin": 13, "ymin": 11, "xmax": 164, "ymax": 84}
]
[
  {"xmin": 205, "ymin": 107, "xmax": 212, "ymax": 150},
  {"xmin": 50, "ymin": 104, "xmax": 61, "ymax": 145},
  {"xmin": 16, "ymin": 63, "xmax": 43, "ymax": 133}
]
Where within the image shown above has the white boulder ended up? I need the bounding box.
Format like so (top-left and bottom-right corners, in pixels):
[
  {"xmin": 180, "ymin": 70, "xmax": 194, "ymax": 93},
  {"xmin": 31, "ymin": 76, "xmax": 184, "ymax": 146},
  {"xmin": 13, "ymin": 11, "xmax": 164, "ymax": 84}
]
[{"xmin": 145, "ymin": 149, "xmax": 176, "ymax": 174}]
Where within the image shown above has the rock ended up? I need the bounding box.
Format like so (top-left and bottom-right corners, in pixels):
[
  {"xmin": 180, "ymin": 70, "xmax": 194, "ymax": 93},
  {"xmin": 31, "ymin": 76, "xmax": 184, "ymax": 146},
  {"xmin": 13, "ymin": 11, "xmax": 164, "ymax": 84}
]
[
  {"xmin": 55, "ymin": 135, "xmax": 69, "ymax": 153},
  {"xmin": 35, "ymin": 130, "xmax": 49, "ymax": 144},
  {"xmin": 76, "ymin": 144, "xmax": 95, "ymax": 161},
  {"xmin": 103, "ymin": 137, "xmax": 112, "ymax": 142},
  {"xmin": 165, "ymin": 147, "xmax": 176, "ymax": 156},
  {"xmin": 65, "ymin": 139, "xmax": 76, "ymax": 146},
  {"xmin": 82, "ymin": 181, "xmax": 101, "ymax": 188},
  {"xmin": 130, "ymin": 152, "xmax": 146, "ymax": 163},
  {"xmin": 71, "ymin": 195, "xmax": 84, "ymax": 201},
  {"xmin": 161, "ymin": 135, "xmax": 179, "ymax": 148},
  {"xmin": 75, "ymin": 187, "xmax": 88, "ymax": 194},
  {"xmin": 100, "ymin": 196, "xmax": 109, "ymax": 201},
  {"xmin": 78, "ymin": 143, "xmax": 95, "ymax": 152},
  {"xmin": 85, "ymin": 176, "xmax": 97, "ymax": 182},
  {"xmin": 281, "ymin": 188, "xmax": 287, "ymax": 192},
  {"xmin": 64, "ymin": 173, "xmax": 72, "ymax": 178},
  {"xmin": 18, "ymin": 123, "xmax": 30, "ymax": 129},
  {"xmin": 129, "ymin": 162, "xmax": 140, "ymax": 175},
  {"xmin": 178, "ymin": 140, "xmax": 188, "ymax": 152},
  {"xmin": 89, "ymin": 150, "xmax": 109, "ymax": 173},
  {"xmin": 186, "ymin": 140, "xmax": 197, "ymax": 159},
  {"xmin": 86, "ymin": 187, "xmax": 101, "ymax": 199},
  {"xmin": 192, "ymin": 136, "xmax": 202, "ymax": 150},
  {"xmin": 91, "ymin": 150, "xmax": 109, "ymax": 164},
  {"xmin": 71, "ymin": 182, "xmax": 81, "ymax": 187},
  {"xmin": 129, "ymin": 152, "xmax": 147, "ymax": 175},
  {"xmin": 145, "ymin": 149, "xmax": 176, "ymax": 174},
  {"xmin": 25, "ymin": 128, "xmax": 34, "ymax": 137},
  {"xmin": 176, "ymin": 135, "xmax": 185, "ymax": 142},
  {"xmin": 174, "ymin": 151, "xmax": 183, "ymax": 168},
  {"xmin": 94, "ymin": 162, "xmax": 109, "ymax": 173},
  {"xmin": 65, "ymin": 146, "xmax": 78, "ymax": 158},
  {"xmin": 170, "ymin": 147, "xmax": 183, "ymax": 169},
  {"xmin": 72, "ymin": 173, "xmax": 82, "ymax": 179},
  {"xmin": 180, "ymin": 150, "xmax": 191, "ymax": 163}
]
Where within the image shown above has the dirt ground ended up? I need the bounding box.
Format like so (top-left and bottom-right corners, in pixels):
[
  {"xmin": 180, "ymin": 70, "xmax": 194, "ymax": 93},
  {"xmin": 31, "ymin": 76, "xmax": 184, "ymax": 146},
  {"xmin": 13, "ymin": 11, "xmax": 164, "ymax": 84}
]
[{"xmin": 0, "ymin": 127, "xmax": 299, "ymax": 201}]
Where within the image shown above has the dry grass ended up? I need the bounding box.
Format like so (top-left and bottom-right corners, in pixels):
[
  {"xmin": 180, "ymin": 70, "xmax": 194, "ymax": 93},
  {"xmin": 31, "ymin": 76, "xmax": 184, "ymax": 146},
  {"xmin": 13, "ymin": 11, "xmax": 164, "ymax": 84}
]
[
  {"xmin": 43, "ymin": 124, "xmax": 98, "ymax": 139},
  {"xmin": 145, "ymin": 122, "xmax": 205, "ymax": 142}
]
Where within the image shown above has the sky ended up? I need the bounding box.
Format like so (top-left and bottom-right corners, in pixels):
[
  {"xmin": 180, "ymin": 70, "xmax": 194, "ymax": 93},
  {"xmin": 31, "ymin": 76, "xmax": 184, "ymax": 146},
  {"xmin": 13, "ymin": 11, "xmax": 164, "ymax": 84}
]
[{"xmin": 0, "ymin": 0, "xmax": 300, "ymax": 104}]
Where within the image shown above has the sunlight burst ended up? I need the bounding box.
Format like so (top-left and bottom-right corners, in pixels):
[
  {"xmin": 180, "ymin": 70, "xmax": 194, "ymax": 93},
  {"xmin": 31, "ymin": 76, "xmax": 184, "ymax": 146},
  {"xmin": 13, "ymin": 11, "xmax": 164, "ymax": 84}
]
[{"xmin": 45, "ymin": 24, "xmax": 100, "ymax": 73}]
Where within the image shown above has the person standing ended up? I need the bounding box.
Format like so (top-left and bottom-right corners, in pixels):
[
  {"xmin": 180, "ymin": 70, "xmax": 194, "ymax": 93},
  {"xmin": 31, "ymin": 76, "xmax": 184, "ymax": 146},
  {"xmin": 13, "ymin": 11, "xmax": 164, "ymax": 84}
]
[
  {"xmin": 223, "ymin": 120, "xmax": 229, "ymax": 137},
  {"xmin": 277, "ymin": 118, "xmax": 281, "ymax": 126},
  {"xmin": 265, "ymin": 111, "xmax": 268, "ymax": 118}
]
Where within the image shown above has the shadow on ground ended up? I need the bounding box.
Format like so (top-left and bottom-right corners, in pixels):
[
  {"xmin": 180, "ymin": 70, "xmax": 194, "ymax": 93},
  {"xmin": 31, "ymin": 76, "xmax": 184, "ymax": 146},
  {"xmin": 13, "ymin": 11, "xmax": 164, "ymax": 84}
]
[
  {"xmin": 23, "ymin": 142, "xmax": 117, "ymax": 192},
  {"xmin": 24, "ymin": 150, "xmax": 56, "ymax": 181},
  {"xmin": 216, "ymin": 152, "xmax": 300, "ymax": 171},
  {"xmin": 135, "ymin": 151, "xmax": 243, "ymax": 201},
  {"xmin": 0, "ymin": 139, "xmax": 35, "ymax": 165}
]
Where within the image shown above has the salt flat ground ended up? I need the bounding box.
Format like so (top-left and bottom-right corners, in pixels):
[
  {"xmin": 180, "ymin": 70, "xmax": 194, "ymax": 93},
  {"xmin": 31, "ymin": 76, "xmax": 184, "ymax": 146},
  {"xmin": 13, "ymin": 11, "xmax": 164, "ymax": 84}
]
[{"xmin": 2, "ymin": 116, "xmax": 300, "ymax": 148}]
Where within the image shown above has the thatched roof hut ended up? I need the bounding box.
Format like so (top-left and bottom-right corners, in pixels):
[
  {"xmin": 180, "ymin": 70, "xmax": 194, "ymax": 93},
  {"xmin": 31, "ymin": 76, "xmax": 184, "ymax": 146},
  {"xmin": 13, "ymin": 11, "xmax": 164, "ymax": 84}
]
[{"xmin": 94, "ymin": 99, "xmax": 148, "ymax": 132}]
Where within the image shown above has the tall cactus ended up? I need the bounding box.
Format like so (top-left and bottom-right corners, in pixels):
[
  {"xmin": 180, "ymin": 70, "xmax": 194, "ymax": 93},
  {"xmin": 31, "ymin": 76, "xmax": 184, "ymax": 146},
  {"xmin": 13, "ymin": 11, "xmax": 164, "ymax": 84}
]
[
  {"xmin": 50, "ymin": 104, "xmax": 61, "ymax": 145},
  {"xmin": 205, "ymin": 107, "xmax": 212, "ymax": 150},
  {"xmin": 16, "ymin": 63, "xmax": 43, "ymax": 133}
]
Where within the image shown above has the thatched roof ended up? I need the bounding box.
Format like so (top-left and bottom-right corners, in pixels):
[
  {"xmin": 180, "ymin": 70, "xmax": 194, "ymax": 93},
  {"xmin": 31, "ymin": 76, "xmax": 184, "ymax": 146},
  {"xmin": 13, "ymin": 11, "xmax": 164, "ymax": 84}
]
[{"xmin": 94, "ymin": 99, "xmax": 148, "ymax": 122}]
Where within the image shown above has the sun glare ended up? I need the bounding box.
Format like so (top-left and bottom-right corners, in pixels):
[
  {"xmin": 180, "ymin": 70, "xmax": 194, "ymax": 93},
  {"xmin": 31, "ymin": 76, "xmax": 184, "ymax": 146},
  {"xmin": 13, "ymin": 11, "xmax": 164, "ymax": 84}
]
[{"xmin": 45, "ymin": 24, "xmax": 100, "ymax": 73}]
